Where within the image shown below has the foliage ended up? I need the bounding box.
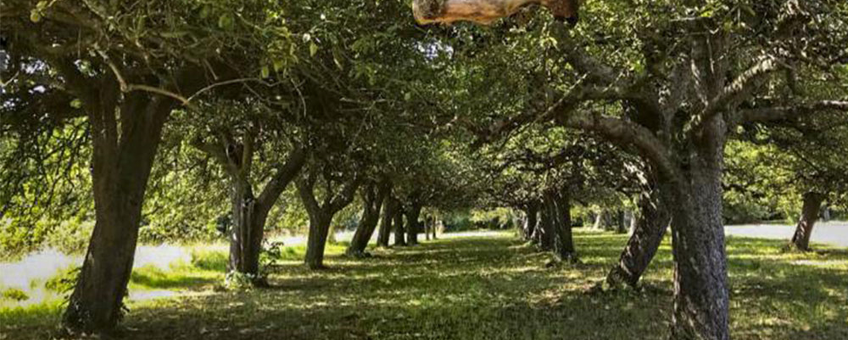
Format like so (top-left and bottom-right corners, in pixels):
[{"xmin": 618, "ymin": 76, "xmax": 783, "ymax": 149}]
[{"xmin": 1, "ymin": 288, "xmax": 29, "ymax": 302}]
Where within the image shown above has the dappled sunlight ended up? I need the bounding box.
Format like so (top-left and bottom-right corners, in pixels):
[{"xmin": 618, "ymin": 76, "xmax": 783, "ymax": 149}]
[{"xmin": 3, "ymin": 231, "xmax": 848, "ymax": 339}]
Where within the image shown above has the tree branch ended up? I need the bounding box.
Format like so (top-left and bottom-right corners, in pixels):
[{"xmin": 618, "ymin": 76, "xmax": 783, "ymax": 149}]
[
  {"xmin": 256, "ymin": 147, "xmax": 308, "ymax": 210},
  {"xmin": 737, "ymin": 100, "xmax": 848, "ymax": 124}
]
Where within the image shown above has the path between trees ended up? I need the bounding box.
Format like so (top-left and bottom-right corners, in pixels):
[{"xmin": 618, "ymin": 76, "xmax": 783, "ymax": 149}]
[{"xmin": 726, "ymin": 222, "xmax": 848, "ymax": 248}]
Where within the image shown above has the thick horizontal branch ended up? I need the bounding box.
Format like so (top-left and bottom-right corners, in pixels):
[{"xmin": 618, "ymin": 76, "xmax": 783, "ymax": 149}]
[
  {"xmin": 737, "ymin": 100, "xmax": 848, "ymax": 123},
  {"xmin": 701, "ymin": 55, "xmax": 780, "ymax": 120},
  {"xmin": 559, "ymin": 113, "xmax": 677, "ymax": 181}
]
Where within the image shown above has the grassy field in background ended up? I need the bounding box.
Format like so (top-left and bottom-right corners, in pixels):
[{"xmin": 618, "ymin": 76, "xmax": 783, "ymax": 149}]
[{"xmin": 2, "ymin": 230, "xmax": 848, "ymax": 339}]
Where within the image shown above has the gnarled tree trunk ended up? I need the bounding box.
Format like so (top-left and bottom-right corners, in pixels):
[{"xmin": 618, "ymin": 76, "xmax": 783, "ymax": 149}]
[
  {"xmin": 546, "ymin": 188, "xmax": 576, "ymax": 262},
  {"xmin": 605, "ymin": 167, "xmax": 670, "ymax": 288},
  {"xmin": 667, "ymin": 118, "xmax": 729, "ymax": 340},
  {"xmin": 789, "ymin": 192, "xmax": 826, "ymax": 251},
  {"xmin": 347, "ymin": 182, "xmax": 389, "ymax": 256},
  {"xmin": 64, "ymin": 90, "xmax": 173, "ymax": 332},
  {"xmin": 297, "ymin": 168, "xmax": 361, "ymax": 270}
]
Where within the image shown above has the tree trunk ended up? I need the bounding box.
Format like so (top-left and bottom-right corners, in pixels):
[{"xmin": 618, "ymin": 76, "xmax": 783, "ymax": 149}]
[
  {"xmin": 592, "ymin": 209, "xmax": 606, "ymax": 230},
  {"xmin": 406, "ymin": 202, "xmax": 423, "ymax": 245},
  {"xmin": 64, "ymin": 93, "xmax": 170, "ymax": 332},
  {"xmin": 536, "ymin": 199, "xmax": 555, "ymax": 251},
  {"xmin": 304, "ymin": 213, "xmax": 332, "ymax": 269},
  {"xmin": 228, "ymin": 181, "xmax": 267, "ymax": 282},
  {"xmin": 667, "ymin": 135, "xmax": 730, "ymax": 340},
  {"xmin": 548, "ymin": 189, "xmax": 576, "ymax": 262},
  {"xmin": 393, "ymin": 207, "xmax": 406, "ymax": 246},
  {"xmin": 789, "ymin": 192, "xmax": 826, "ymax": 251},
  {"xmin": 377, "ymin": 197, "xmax": 397, "ymax": 247},
  {"xmin": 615, "ymin": 210, "xmax": 627, "ymax": 234},
  {"xmin": 347, "ymin": 183, "xmax": 388, "ymax": 256},
  {"xmin": 523, "ymin": 202, "xmax": 539, "ymax": 241},
  {"xmin": 605, "ymin": 171, "xmax": 670, "ymax": 288}
]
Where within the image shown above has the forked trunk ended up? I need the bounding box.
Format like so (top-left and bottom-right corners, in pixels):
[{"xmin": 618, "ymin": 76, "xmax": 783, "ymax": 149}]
[
  {"xmin": 789, "ymin": 192, "xmax": 826, "ymax": 251},
  {"xmin": 606, "ymin": 171, "xmax": 670, "ymax": 288},
  {"xmin": 347, "ymin": 183, "xmax": 388, "ymax": 256}
]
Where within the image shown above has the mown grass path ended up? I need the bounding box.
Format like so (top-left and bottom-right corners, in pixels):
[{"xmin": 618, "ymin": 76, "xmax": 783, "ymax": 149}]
[{"xmin": 2, "ymin": 230, "xmax": 848, "ymax": 339}]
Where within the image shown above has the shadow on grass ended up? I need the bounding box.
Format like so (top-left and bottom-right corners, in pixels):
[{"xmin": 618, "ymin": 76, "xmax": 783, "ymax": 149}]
[{"xmin": 3, "ymin": 230, "xmax": 848, "ymax": 340}]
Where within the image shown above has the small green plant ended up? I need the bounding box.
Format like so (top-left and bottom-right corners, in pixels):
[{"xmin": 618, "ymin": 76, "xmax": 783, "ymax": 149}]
[
  {"xmin": 260, "ymin": 241, "xmax": 286, "ymax": 269},
  {"xmin": 44, "ymin": 266, "xmax": 80, "ymax": 294},
  {"xmin": 224, "ymin": 271, "xmax": 266, "ymax": 290}
]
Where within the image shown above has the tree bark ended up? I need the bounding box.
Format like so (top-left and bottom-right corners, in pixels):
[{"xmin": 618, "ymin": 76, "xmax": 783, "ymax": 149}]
[
  {"xmin": 546, "ymin": 188, "xmax": 576, "ymax": 262},
  {"xmin": 789, "ymin": 192, "xmax": 826, "ymax": 251},
  {"xmin": 304, "ymin": 212, "xmax": 332, "ymax": 269},
  {"xmin": 377, "ymin": 196, "xmax": 397, "ymax": 247},
  {"xmin": 406, "ymin": 201, "xmax": 423, "ymax": 245},
  {"xmin": 393, "ymin": 206, "xmax": 406, "ymax": 246},
  {"xmin": 592, "ymin": 209, "xmax": 606, "ymax": 230},
  {"xmin": 347, "ymin": 182, "xmax": 389, "ymax": 256},
  {"xmin": 666, "ymin": 116, "xmax": 730, "ymax": 340},
  {"xmin": 523, "ymin": 202, "xmax": 539, "ymax": 241},
  {"xmin": 616, "ymin": 210, "xmax": 627, "ymax": 234},
  {"xmin": 605, "ymin": 169, "xmax": 671, "ymax": 288},
  {"xmin": 535, "ymin": 199, "xmax": 555, "ymax": 251},
  {"xmin": 63, "ymin": 89, "xmax": 172, "ymax": 332},
  {"xmin": 228, "ymin": 180, "xmax": 264, "ymax": 279}
]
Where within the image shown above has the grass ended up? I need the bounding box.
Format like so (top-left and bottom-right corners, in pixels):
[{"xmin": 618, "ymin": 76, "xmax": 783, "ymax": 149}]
[{"xmin": 2, "ymin": 230, "xmax": 848, "ymax": 339}]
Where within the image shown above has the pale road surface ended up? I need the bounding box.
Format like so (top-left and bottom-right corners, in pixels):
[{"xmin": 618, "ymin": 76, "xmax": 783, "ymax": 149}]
[{"xmin": 725, "ymin": 221, "xmax": 848, "ymax": 248}]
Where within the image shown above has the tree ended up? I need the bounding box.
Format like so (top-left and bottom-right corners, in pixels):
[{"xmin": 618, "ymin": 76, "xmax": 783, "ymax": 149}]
[
  {"xmin": 413, "ymin": 0, "xmax": 848, "ymax": 338},
  {"xmin": 347, "ymin": 180, "xmax": 390, "ymax": 256},
  {"xmin": 1, "ymin": 0, "xmax": 293, "ymax": 331},
  {"xmin": 190, "ymin": 106, "xmax": 306, "ymax": 283},
  {"xmin": 297, "ymin": 157, "xmax": 362, "ymax": 269}
]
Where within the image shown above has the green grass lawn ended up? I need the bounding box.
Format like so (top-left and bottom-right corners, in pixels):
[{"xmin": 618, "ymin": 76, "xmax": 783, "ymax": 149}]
[{"xmin": 2, "ymin": 230, "xmax": 847, "ymax": 339}]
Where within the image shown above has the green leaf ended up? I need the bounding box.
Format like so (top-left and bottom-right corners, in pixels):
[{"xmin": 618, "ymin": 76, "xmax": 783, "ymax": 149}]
[
  {"xmin": 30, "ymin": 11, "xmax": 41, "ymax": 23},
  {"xmin": 261, "ymin": 66, "xmax": 270, "ymax": 79},
  {"xmin": 309, "ymin": 42, "xmax": 319, "ymax": 57},
  {"xmin": 218, "ymin": 13, "xmax": 234, "ymax": 30}
]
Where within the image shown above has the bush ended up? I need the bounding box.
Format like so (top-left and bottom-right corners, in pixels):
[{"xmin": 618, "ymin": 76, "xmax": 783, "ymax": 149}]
[{"xmin": 1, "ymin": 288, "xmax": 29, "ymax": 302}]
